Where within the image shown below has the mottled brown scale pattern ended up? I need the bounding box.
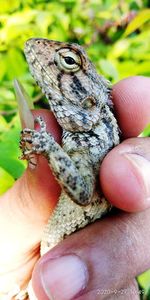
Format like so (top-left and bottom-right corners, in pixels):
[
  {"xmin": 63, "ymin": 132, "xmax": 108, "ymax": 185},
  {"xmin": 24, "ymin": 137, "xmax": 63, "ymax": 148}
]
[{"xmin": 20, "ymin": 38, "xmax": 120, "ymax": 264}]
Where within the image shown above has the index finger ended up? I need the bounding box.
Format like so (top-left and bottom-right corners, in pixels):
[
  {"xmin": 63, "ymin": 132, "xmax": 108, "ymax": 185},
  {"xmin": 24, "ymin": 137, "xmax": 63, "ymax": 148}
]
[{"xmin": 112, "ymin": 76, "xmax": 150, "ymax": 138}]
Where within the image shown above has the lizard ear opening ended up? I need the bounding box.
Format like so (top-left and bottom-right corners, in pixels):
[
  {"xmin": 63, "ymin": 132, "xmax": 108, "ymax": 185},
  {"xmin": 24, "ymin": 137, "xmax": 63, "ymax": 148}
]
[
  {"xmin": 81, "ymin": 96, "xmax": 96, "ymax": 109},
  {"xmin": 55, "ymin": 48, "xmax": 81, "ymax": 72}
]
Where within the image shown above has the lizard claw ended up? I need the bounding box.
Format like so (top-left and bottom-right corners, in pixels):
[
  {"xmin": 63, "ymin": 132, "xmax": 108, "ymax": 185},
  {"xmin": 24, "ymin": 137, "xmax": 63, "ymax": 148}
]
[
  {"xmin": 21, "ymin": 136, "xmax": 33, "ymax": 143},
  {"xmin": 20, "ymin": 116, "xmax": 54, "ymax": 161},
  {"xmin": 34, "ymin": 116, "xmax": 47, "ymax": 132}
]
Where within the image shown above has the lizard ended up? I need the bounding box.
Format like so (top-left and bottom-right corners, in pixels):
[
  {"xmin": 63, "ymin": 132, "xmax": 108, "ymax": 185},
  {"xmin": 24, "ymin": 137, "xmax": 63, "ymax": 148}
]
[
  {"xmin": 21, "ymin": 38, "xmax": 120, "ymax": 255},
  {"xmin": 15, "ymin": 38, "xmax": 120, "ymax": 299}
]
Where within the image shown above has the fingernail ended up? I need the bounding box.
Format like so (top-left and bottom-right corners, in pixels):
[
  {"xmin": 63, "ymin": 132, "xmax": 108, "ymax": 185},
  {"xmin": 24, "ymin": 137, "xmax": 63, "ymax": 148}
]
[
  {"xmin": 39, "ymin": 255, "xmax": 89, "ymax": 300},
  {"xmin": 28, "ymin": 156, "xmax": 38, "ymax": 170},
  {"xmin": 125, "ymin": 153, "xmax": 150, "ymax": 198}
]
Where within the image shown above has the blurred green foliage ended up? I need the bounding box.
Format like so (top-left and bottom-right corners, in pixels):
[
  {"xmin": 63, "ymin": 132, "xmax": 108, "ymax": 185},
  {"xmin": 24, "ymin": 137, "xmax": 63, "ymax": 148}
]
[{"xmin": 0, "ymin": 0, "xmax": 150, "ymax": 295}]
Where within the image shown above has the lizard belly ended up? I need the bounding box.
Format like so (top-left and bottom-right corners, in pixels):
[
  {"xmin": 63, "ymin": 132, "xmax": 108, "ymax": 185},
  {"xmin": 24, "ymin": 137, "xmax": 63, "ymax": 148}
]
[
  {"xmin": 41, "ymin": 112, "xmax": 119, "ymax": 255},
  {"xmin": 41, "ymin": 191, "xmax": 110, "ymax": 255}
]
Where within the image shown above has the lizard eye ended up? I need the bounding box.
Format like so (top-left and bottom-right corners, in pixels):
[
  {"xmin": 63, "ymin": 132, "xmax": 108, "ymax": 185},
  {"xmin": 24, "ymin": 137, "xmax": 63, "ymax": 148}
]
[
  {"xmin": 64, "ymin": 56, "xmax": 75, "ymax": 65},
  {"xmin": 55, "ymin": 49, "xmax": 81, "ymax": 72}
]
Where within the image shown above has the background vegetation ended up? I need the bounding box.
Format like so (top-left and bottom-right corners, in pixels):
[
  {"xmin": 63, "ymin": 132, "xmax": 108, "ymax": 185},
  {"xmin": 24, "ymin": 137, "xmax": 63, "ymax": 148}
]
[{"xmin": 0, "ymin": 0, "xmax": 150, "ymax": 296}]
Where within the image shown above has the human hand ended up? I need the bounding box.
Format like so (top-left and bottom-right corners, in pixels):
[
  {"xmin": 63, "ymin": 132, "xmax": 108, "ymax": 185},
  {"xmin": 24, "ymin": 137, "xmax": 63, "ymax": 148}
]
[{"xmin": 0, "ymin": 76, "xmax": 150, "ymax": 299}]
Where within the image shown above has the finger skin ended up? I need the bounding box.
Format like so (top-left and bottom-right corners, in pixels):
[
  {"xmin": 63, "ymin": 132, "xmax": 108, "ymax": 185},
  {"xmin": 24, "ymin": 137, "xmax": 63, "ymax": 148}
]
[
  {"xmin": 0, "ymin": 109, "xmax": 62, "ymax": 293},
  {"xmin": 112, "ymin": 76, "xmax": 150, "ymax": 137},
  {"xmin": 76, "ymin": 279, "xmax": 141, "ymax": 300},
  {"xmin": 32, "ymin": 209, "xmax": 150, "ymax": 299},
  {"xmin": 100, "ymin": 137, "xmax": 150, "ymax": 212},
  {"xmin": 27, "ymin": 109, "xmax": 62, "ymax": 213},
  {"xmin": 16, "ymin": 109, "xmax": 62, "ymax": 224}
]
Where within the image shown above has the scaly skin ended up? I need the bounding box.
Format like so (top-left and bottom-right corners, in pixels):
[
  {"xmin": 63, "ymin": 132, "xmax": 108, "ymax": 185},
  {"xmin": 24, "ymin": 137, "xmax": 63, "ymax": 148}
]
[{"xmin": 20, "ymin": 38, "xmax": 120, "ymax": 256}]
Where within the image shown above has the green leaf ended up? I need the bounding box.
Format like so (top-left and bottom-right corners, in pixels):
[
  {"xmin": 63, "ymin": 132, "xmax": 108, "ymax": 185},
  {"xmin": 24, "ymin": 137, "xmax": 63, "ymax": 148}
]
[
  {"xmin": 0, "ymin": 56, "xmax": 6, "ymax": 80},
  {"xmin": 0, "ymin": 0, "xmax": 19, "ymax": 14},
  {"xmin": 99, "ymin": 59, "xmax": 118, "ymax": 81},
  {"xmin": 138, "ymin": 269, "xmax": 150, "ymax": 292},
  {"xmin": 6, "ymin": 48, "xmax": 26, "ymax": 80},
  {"xmin": 0, "ymin": 167, "xmax": 15, "ymax": 195},
  {"xmin": 0, "ymin": 115, "xmax": 9, "ymax": 131},
  {"xmin": 140, "ymin": 123, "xmax": 150, "ymax": 137},
  {"xmin": 0, "ymin": 115, "xmax": 26, "ymax": 179},
  {"xmin": 108, "ymin": 40, "xmax": 129, "ymax": 58},
  {"xmin": 124, "ymin": 9, "xmax": 150, "ymax": 37}
]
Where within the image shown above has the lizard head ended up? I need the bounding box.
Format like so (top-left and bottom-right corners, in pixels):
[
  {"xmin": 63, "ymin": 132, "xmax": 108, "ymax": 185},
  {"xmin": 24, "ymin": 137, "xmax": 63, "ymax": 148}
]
[{"xmin": 25, "ymin": 38, "xmax": 111, "ymax": 132}]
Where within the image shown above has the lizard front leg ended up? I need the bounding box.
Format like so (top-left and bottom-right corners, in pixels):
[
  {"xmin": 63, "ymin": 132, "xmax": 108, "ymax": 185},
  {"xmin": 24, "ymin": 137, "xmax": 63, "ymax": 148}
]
[{"xmin": 20, "ymin": 116, "xmax": 95, "ymax": 206}]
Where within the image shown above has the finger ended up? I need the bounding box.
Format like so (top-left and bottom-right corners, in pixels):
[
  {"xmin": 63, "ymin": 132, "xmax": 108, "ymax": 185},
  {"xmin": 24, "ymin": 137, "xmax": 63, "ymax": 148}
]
[
  {"xmin": 31, "ymin": 209, "xmax": 150, "ymax": 300},
  {"xmin": 0, "ymin": 109, "xmax": 61, "ymax": 232},
  {"xmin": 28, "ymin": 279, "xmax": 140, "ymax": 300},
  {"xmin": 0, "ymin": 109, "xmax": 61, "ymax": 294},
  {"xmin": 21, "ymin": 109, "xmax": 62, "ymax": 221},
  {"xmin": 33, "ymin": 109, "xmax": 61, "ymax": 142},
  {"xmin": 100, "ymin": 137, "xmax": 150, "ymax": 212},
  {"xmin": 0, "ymin": 109, "xmax": 62, "ymax": 251},
  {"xmin": 112, "ymin": 76, "xmax": 150, "ymax": 138}
]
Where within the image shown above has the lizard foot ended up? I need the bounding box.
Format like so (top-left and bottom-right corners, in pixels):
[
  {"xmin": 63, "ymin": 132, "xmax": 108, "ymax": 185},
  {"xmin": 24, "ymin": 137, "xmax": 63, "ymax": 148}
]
[{"xmin": 20, "ymin": 116, "xmax": 54, "ymax": 160}]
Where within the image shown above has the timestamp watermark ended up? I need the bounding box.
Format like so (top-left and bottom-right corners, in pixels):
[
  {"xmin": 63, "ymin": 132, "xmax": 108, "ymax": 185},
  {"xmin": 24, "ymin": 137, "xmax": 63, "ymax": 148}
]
[{"xmin": 96, "ymin": 287, "xmax": 145, "ymax": 296}]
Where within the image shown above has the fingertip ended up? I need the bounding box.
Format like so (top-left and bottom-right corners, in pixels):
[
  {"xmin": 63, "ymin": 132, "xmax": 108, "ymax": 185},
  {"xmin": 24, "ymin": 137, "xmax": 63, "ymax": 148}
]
[
  {"xmin": 112, "ymin": 76, "xmax": 150, "ymax": 137},
  {"xmin": 100, "ymin": 151, "xmax": 141, "ymax": 212},
  {"xmin": 29, "ymin": 259, "xmax": 50, "ymax": 300},
  {"xmin": 32, "ymin": 109, "xmax": 62, "ymax": 144},
  {"xmin": 100, "ymin": 139, "xmax": 150, "ymax": 212}
]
